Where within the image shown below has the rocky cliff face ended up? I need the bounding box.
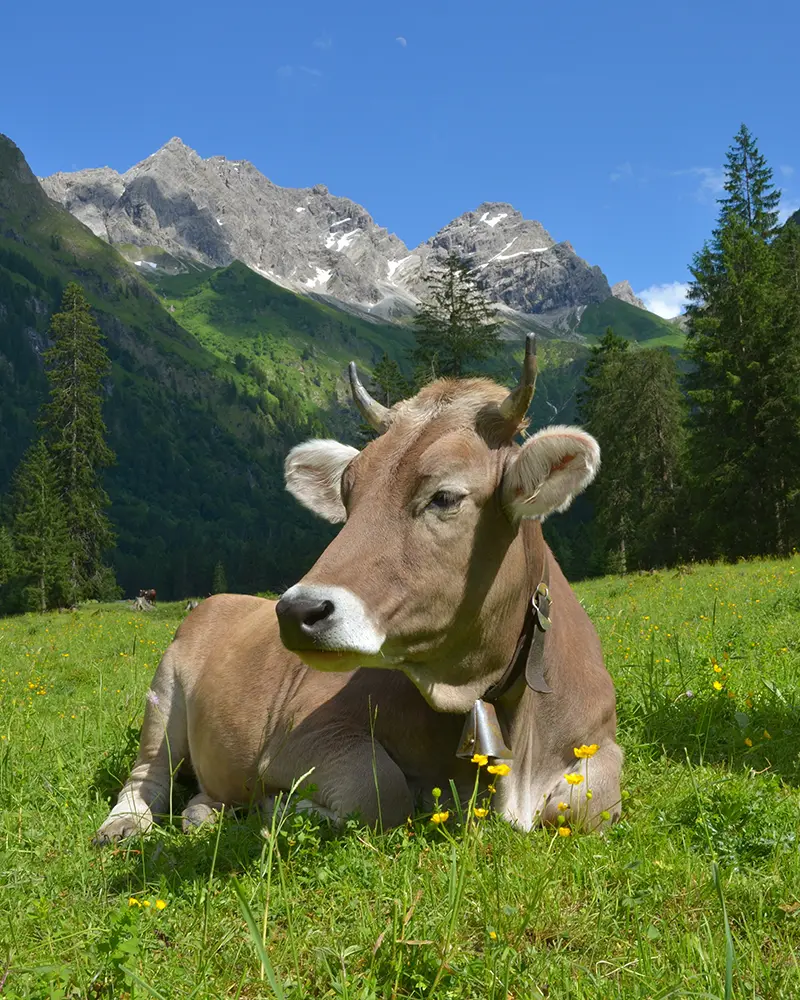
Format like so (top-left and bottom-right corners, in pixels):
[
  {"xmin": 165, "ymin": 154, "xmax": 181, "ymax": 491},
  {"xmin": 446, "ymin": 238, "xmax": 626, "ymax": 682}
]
[
  {"xmin": 42, "ymin": 138, "xmax": 638, "ymax": 331},
  {"xmin": 611, "ymin": 280, "xmax": 646, "ymax": 310}
]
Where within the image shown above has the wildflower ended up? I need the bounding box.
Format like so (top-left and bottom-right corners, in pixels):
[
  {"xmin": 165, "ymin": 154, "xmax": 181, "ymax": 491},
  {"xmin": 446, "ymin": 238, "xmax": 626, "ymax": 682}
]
[
  {"xmin": 471, "ymin": 753, "xmax": 489, "ymax": 767},
  {"xmin": 487, "ymin": 784, "xmax": 497, "ymax": 794},
  {"xmin": 489, "ymin": 930, "xmax": 497, "ymax": 940},
  {"xmin": 557, "ymin": 802, "xmax": 569, "ymax": 812},
  {"xmin": 431, "ymin": 810, "xmax": 449, "ymax": 825},
  {"xmin": 146, "ymin": 689, "xmax": 160, "ymax": 706},
  {"xmin": 155, "ymin": 899, "xmax": 167, "ymax": 910},
  {"xmin": 764, "ymin": 730, "xmax": 772, "ymax": 739},
  {"xmin": 558, "ymin": 826, "xmax": 572, "ymax": 837},
  {"xmin": 713, "ymin": 680, "xmax": 723, "ymax": 691},
  {"xmin": 573, "ymin": 744, "xmax": 599, "ymax": 759},
  {"xmin": 487, "ymin": 763, "xmax": 511, "ymax": 777},
  {"xmin": 564, "ymin": 773, "xmax": 584, "ymax": 786},
  {"xmin": 744, "ymin": 737, "xmax": 753, "ymax": 747},
  {"xmin": 128, "ymin": 898, "xmax": 140, "ymax": 907},
  {"xmin": 142, "ymin": 900, "xmax": 151, "ymax": 907},
  {"xmin": 474, "ymin": 807, "xmax": 489, "ymax": 819},
  {"xmin": 713, "ymin": 664, "xmax": 722, "ymax": 673}
]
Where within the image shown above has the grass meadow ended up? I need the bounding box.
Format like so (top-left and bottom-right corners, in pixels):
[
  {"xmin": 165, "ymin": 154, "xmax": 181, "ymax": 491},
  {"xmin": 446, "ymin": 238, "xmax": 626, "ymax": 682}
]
[{"xmin": 1, "ymin": 557, "xmax": 799, "ymax": 999}]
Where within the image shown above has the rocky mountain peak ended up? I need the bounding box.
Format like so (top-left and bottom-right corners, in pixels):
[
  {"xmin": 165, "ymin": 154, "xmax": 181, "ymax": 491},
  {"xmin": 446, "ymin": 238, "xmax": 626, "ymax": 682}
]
[
  {"xmin": 611, "ymin": 280, "xmax": 645, "ymax": 310},
  {"xmin": 39, "ymin": 138, "xmax": 645, "ymax": 334}
]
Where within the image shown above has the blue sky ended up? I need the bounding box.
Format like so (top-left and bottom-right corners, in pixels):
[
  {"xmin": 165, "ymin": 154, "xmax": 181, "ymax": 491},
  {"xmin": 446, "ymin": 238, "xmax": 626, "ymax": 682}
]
[{"xmin": 2, "ymin": 0, "xmax": 798, "ymax": 317}]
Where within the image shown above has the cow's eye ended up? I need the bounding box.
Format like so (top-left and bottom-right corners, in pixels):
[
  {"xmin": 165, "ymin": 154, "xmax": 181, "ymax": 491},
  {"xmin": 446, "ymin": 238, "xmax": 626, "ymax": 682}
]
[{"xmin": 427, "ymin": 490, "xmax": 464, "ymax": 511}]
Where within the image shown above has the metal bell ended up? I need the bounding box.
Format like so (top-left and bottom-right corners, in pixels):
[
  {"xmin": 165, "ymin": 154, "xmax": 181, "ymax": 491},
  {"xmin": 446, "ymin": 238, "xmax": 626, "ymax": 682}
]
[{"xmin": 456, "ymin": 699, "xmax": 513, "ymax": 760}]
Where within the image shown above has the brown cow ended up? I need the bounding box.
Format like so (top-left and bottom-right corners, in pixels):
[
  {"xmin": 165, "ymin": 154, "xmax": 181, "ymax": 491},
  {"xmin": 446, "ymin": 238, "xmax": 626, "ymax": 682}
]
[{"xmin": 95, "ymin": 336, "xmax": 621, "ymax": 843}]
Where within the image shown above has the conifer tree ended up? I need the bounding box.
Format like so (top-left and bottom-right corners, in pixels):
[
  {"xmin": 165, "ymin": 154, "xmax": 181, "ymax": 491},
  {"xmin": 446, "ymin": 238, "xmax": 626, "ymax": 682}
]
[
  {"xmin": 212, "ymin": 560, "xmax": 227, "ymax": 595},
  {"xmin": 0, "ymin": 526, "xmax": 15, "ymax": 591},
  {"xmin": 412, "ymin": 253, "xmax": 502, "ymax": 379},
  {"xmin": 11, "ymin": 438, "xmax": 71, "ymax": 612},
  {"xmin": 371, "ymin": 354, "xmax": 411, "ymax": 406},
  {"xmin": 42, "ymin": 283, "xmax": 116, "ymax": 601},
  {"xmin": 580, "ymin": 334, "xmax": 686, "ymax": 572},
  {"xmin": 685, "ymin": 125, "xmax": 800, "ymax": 557}
]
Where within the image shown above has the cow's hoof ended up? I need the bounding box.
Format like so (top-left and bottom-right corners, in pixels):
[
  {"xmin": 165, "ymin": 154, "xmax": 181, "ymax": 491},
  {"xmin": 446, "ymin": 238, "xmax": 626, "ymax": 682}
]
[
  {"xmin": 181, "ymin": 802, "xmax": 219, "ymax": 832},
  {"xmin": 92, "ymin": 814, "xmax": 152, "ymax": 846}
]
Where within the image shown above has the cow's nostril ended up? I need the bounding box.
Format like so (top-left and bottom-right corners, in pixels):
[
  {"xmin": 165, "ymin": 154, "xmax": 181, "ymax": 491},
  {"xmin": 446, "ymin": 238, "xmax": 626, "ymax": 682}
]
[{"xmin": 302, "ymin": 599, "xmax": 334, "ymax": 629}]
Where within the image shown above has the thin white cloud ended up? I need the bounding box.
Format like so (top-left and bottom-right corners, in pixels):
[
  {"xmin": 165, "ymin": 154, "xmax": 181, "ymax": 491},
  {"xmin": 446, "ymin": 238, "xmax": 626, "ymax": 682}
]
[
  {"xmin": 673, "ymin": 166, "xmax": 725, "ymax": 202},
  {"xmin": 396, "ymin": 36, "xmax": 407, "ymax": 47},
  {"xmin": 637, "ymin": 281, "xmax": 690, "ymax": 320},
  {"xmin": 780, "ymin": 165, "xmax": 794, "ymax": 178},
  {"xmin": 779, "ymin": 196, "xmax": 800, "ymax": 224},
  {"xmin": 277, "ymin": 65, "xmax": 323, "ymax": 79},
  {"xmin": 313, "ymin": 36, "xmax": 333, "ymax": 49},
  {"xmin": 609, "ymin": 161, "xmax": 633, "ymax": 183}
]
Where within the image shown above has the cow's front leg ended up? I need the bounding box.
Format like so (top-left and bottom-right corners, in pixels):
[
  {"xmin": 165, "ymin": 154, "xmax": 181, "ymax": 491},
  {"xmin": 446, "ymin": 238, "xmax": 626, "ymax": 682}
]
[
  {"xmin": 181, "ymin": 792, "xmax": 226, "ymax": 832},
  {"xmin": 267, "ymin": 732, "xmax": 413, "ymax": 830}
]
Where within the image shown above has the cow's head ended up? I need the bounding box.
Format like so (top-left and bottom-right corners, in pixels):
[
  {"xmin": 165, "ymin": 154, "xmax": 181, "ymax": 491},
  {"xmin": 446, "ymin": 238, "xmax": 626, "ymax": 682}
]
[{"xmin": 277, "ymin": 336, "xmax": 600, "ymax": 711}]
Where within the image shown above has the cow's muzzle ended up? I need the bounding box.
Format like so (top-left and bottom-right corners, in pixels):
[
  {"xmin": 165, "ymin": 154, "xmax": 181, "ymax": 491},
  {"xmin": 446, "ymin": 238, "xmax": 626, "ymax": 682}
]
[{"xmin": 276, "ymin": 584, "xmax": 385, "ymax": 659}]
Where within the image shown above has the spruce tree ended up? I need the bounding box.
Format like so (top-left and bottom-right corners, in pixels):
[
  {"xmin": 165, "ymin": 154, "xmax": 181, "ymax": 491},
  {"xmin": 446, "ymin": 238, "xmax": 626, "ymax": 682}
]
[
  {"xmin": 580, "ymin": 336, "xmax": 686, "ymax": 572},
  {"xmin": 685, "ymin": 125, "xmax": 800, "ymax": 558},
  {"xmin": 11, "ymin": 438, "xmax": 71, "ymax": 612},
  {"xmin": 370, "ymin": 354, "xmax": 411, "ymax": 406},
  {"xmin": 42, "ymin": 283, "xmax": 116, "ymax": 601},
  {"xmin": 0, "ymin": 526, "xmax": 15, "ymax": 590},
  {"xmin": 412, "ymin": 253, "xmax": 502, "ymax": 379},
  {"xmin": 212, "ymin": 560, "xmax": 227, "ymax": 594}
]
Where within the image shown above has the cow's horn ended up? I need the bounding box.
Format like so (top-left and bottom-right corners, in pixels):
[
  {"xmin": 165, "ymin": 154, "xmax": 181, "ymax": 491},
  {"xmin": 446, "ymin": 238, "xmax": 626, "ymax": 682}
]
[
  {"xmin": 348, "ymin": 362, "xmax": 392, "ymax": 432},
  {"xmin": 499, "ymin": 332, "xmax": 538, "ymax": 430}
]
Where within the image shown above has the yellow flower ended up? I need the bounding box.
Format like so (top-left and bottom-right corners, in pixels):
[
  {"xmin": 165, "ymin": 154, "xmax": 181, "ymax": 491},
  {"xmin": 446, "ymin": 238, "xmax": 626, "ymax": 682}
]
[
  {"xmin": 471, "ymin": 754, "xmax": 489, "ymax": 767},
  {"xmin": 489, "ymin": 930, "xmax": 497, "ymax": 940},
  {"xmin": 744, "ymin": 737, "xmax": 753, "ymax": 747},
  {"xmin": 558, "ymin": 826, "xmax": 572, "ymax": 837},
  {"xmin": 431, "ymin": 810, "xmax": 449, "ymax": 825},
  {"xmin": 713, "ymin": 664, "xmax": 722, "ymax": 673},
  {"xmin": 128, "ymin": 898, "xmax": 140, "ymax": 907},
  {"xmin": 764, "ymin": 730, "xmax": 772, "ymax": 739},
  {"xmin": 713, "ymin": 680, "xmax": 723, "ymax": 691},
  {"xmin": 573, "ymin": 744, "xmax": 599, "ymax": 759},
  {"xmin": 487, "ymin": 763, "xmax": 511, "ymax": 777},
  {"xmin": 155, "ymin": 899, "xmax": 167, "ymax": 910},
  {"xmin": 473, "ymin": 807, "xmax": 489, "ymax": 819},
  {"xmin": 142, "ymin": 900, "xmax": 151, "ymax": 908},
  {"xmin": 564, "ymin": 773, "xmax": 584, "ymax": 786},
  {"xmin": 557, "ymin": 802, "xmax": 569, "ymax": 812}
]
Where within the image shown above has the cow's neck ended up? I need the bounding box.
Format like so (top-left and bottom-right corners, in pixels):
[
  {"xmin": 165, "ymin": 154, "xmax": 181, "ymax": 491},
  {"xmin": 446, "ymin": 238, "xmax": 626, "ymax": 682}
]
[{"xmin": 401, "ymin": 520, "xmax": 545, "ymax": 714}]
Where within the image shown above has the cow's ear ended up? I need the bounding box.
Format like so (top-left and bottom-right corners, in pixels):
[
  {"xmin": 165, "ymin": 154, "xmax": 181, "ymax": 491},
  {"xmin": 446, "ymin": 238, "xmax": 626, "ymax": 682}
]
[
  {"xmin": 502, "ymin": 426, "xmax": 600, "ymax": 521},
  {"xmin": 285, "ymin": 440, "xmax": 359, "ymax": 523}
]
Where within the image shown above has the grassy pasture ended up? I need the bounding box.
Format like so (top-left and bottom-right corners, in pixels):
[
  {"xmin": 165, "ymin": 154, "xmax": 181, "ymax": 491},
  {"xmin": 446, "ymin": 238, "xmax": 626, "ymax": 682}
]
[{"xmin": 1, "ymin": 558, "xmax": 799, "ymax": 999}]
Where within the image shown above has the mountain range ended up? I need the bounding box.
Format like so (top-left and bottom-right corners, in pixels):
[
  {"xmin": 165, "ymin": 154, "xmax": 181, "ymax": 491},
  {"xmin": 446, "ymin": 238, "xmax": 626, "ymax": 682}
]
[
  {"xmin": 1, "ymin": 132, "xmax": 680, "ymax": 599},
  {"xmin": 41, "ymin": 137, "xmax": 662, "ymax": 338}
]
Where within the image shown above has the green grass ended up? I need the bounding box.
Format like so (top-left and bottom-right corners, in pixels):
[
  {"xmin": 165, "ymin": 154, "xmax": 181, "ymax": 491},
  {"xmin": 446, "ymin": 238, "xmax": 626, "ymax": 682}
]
[
  {"xmin": 2, "ymin": 557, "xmax": 799, "ymax": 998},
  {"xmin": 579, "ymin": 298, "xmax": 685, "ymax": 347}
]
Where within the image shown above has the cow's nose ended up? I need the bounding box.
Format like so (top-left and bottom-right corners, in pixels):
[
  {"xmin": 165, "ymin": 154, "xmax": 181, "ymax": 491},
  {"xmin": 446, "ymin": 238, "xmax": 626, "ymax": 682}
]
[{"xmin": 275, "ymin": 595, "xmax": 336, "ymax": 647}]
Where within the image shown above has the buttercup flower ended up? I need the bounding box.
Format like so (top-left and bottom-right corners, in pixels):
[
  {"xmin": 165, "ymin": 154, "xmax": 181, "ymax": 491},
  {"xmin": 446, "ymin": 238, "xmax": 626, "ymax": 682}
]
[
  {"xmin": 764, "ymin": 730, "xmax": 772, "ymax": 739},
  {"xmin": 573, "ymin": 744, "xmax": 599, "ymax": 759},
  {"xmin": 558, "ymin": 826, "xmax": 572, "ymax": 837},
  {"xmin": 557, "ymin": 802, "xmax": 569, "ymax": 811},
  {"xmin": 471, "ymin": 754, "xmax": 489, "ymax": 767},
  {"xmin": 128, "ymin": 897, "xmax": 140, "ymax": 907},
  {"xmin": 713, "ymin": 680, "xmax": 723, "ymax": 692},
  {"xmin": 431, "ymin": 810, "xmax": 450, "ymax": 825},
  {"xmin": 489, "ymin": 930, "xmax": 497, "ymax": 939},
  {"xmin": 487, "ymin": 763, "xmax": 511, "ymax": 777},
  {"xmin": 744, "ymin": 737, "xmax": 753, "ymax": 747},
  {"xmin": 474, "ymin": 807, "xmax": 489, "ymax": 818},
  {"xmin": 564, "ymin": 773, "xmax": 584, "ymax": 786},
  {"xmin": 155, "ymin": 899, "xmax": 167, "ymax": 910}
]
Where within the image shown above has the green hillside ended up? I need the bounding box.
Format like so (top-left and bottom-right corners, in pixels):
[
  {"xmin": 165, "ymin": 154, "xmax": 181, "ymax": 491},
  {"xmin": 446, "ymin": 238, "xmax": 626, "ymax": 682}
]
[
  {"xmin": 579, "ymin": 297, "xmax": 685, "ymax": 347},
  {"xmin": 0, "ymin": 136, "xmax": 404, "ymax": 599}
]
